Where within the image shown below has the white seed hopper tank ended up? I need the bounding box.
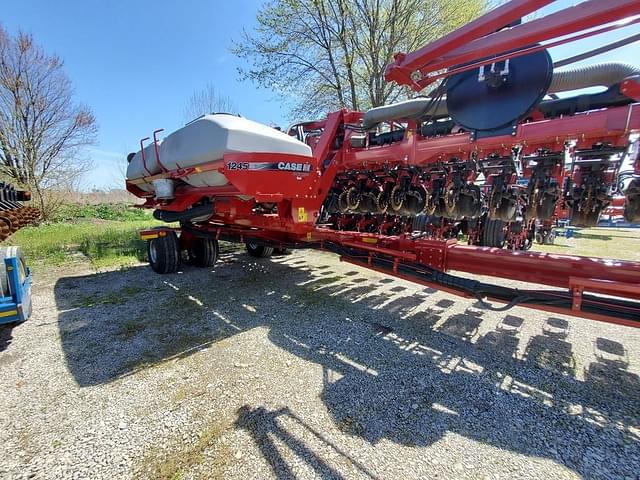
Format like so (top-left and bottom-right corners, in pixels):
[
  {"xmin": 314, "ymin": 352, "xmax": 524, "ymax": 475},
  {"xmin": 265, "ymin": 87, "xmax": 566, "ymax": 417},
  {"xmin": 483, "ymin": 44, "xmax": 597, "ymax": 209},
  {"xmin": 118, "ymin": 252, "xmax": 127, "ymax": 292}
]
[{"xmin": 126, "ymin": 114, "xmax": 313, "ymax": 194}]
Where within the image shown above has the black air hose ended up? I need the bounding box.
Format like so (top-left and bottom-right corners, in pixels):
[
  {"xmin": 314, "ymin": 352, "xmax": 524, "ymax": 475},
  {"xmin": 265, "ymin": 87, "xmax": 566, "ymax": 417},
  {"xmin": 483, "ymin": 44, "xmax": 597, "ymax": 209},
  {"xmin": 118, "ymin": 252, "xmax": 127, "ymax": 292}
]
[{"xmin": 153, "ymin": 204, "xmax": 213, "ymax": 223}]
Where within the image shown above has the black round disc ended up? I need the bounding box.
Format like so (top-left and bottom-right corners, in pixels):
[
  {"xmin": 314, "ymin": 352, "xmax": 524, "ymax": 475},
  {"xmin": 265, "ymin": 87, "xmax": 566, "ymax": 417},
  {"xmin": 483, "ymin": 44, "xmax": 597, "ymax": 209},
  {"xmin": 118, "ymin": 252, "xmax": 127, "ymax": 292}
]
[{"xmin": 446, "ymin": 49, "xmax": 553, "ymax": 132}]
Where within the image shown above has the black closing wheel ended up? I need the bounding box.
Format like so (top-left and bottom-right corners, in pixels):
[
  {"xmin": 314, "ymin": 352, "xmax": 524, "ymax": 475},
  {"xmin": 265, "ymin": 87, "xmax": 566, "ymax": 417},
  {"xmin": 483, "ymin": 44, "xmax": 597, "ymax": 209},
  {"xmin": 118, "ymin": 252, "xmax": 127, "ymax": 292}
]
[
  {"xmin": 246, "ymin": 242, "xmax": 274, "ymax": 258},
  {"xmin": 189, "ymin": 238, "xmax": 219, "ymax": 267},
  {"xmin": 148, "ymin": 231, "xmax": 181, "ymax": 274}
]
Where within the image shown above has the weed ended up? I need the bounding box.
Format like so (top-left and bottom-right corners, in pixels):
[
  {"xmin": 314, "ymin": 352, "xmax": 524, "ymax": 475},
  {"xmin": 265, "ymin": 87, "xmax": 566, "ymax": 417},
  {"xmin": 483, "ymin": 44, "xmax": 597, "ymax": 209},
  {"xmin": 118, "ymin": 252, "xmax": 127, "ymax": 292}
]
[
  {"xmin": 117, "ymin": 317, "xmax": 148, "ymax": 340},
  {"xmin": 73, "ymin": 285, "xmax": 145, "ymax": 308},
  {"xmin": 137, "ymin": 420, "xmax": 232, "ymax": 480}
]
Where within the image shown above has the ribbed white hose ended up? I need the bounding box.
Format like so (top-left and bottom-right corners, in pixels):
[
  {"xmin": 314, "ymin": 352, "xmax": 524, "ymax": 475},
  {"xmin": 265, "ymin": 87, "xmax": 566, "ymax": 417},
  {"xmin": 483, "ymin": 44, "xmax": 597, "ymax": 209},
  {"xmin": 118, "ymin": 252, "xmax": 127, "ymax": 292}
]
[{"xmin": 549, "ymin": 62, "xmax": 640, "ymax": 93}]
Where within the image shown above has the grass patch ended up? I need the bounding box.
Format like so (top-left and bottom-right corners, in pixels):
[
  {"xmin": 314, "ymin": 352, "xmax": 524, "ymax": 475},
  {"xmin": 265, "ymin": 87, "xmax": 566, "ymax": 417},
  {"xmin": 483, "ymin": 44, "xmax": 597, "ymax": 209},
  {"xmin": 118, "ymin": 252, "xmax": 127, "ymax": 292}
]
[
  {"xmin": 73, "ymin": 285, "xmax": 146, "ymax": 308},
  {"xmin": 114, "ymin": 289, "xmax": 220, "ymax": 371},
  {"xmin": 52, "ymin": 203, "xmax": 152, "ymax": 222},
  {"xmin": 136, "ymin": 420, "xmax": 232, "ymax": 480},
  {"xmin": 531, "ymin": 227, "xmax": 640, "ymax": 262},
  {"xmin": 6, "ymin": 218, "xmax": 167, "ymax": 267}
]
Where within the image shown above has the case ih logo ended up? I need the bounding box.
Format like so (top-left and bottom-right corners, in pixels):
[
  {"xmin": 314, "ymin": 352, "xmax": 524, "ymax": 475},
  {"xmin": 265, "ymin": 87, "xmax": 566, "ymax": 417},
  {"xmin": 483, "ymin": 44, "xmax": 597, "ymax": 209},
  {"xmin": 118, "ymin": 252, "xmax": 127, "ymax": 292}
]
[
  {"xmin": 226, "ymin": 161, "xmax": 314, "ymax": 173},
  {"xmin": 277, "ymin": 162, "xmax": 312, "ymax": 172}
]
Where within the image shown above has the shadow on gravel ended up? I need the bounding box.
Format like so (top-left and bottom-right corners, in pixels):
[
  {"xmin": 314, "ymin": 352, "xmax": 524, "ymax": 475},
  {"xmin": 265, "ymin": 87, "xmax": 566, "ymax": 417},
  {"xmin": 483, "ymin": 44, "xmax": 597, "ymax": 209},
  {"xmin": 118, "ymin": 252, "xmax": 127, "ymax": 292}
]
[
  {"xmin": 235, "ymin": 405, "xmax": 378, "ymax": 479},
  {"xmin": 0, "ymin": 324, "xmax": 15, "ymax": 353},
  {"xmin": 54, "ymin": 250, "xmax": 640, "ymax": 478}
]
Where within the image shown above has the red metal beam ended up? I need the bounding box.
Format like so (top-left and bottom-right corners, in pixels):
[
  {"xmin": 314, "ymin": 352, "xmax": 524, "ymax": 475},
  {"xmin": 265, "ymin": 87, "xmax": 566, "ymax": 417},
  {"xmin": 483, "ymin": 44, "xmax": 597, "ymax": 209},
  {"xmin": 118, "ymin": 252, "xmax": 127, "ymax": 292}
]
[
  {"xmin": 401, "ymin": 16, "xmax": 640, "ymax": 87},
  {"xmin": 445, "ymin": 244, "xmax": 640, "ymax": 291},
  {"xmin": 314, "ymin": 229, "xmax": 640, "ymax": 292},
  {"xmin": 385, "ymin": 0, "xmax": 553, "ymax": 89},
  {"xmin": 386, "ymin": 0, "xmax": 640, "ymax": 91}
]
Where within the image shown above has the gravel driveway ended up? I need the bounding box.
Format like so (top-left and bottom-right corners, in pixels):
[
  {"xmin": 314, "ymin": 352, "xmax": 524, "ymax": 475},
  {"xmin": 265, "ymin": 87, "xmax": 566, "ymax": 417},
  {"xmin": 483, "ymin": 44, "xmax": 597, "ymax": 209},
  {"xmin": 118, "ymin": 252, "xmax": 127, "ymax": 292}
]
[{"xmin": 0, "ymin": 247, "xmax": 639, "ymax": 479}]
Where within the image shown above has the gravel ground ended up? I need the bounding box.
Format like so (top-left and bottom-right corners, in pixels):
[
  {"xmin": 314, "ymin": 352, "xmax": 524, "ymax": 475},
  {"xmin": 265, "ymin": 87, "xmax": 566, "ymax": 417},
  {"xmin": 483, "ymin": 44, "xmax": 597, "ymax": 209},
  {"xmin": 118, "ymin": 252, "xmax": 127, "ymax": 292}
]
[{"xmin": 0, "ymin": 247, "xmax": 639, "ymax": 479}]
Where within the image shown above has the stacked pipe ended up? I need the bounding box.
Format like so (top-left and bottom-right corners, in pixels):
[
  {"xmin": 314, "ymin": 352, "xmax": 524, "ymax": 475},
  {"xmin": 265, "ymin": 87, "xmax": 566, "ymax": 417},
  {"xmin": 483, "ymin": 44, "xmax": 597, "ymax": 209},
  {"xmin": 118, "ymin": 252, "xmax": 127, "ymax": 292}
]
[
  {"xmin": 0, "ymin": 206, "xmax": 40, "ymax": 241},
  {"xmin": 0, "ymin": 183, "xmax": 40, "ymax": 241}
]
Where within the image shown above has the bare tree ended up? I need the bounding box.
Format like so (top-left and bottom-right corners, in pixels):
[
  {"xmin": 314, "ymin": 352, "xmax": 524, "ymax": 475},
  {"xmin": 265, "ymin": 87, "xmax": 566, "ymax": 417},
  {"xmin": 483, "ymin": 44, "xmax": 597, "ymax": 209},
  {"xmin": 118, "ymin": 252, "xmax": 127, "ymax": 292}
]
[
  {"xmin": 233, "ymin": 0, "xmax": 487, "ymax": 118},
  {"xmin": 183, "ymin": 83, "xmax": 238, "ymax": 123},
  {"xmin": 0, "ymin": 25, "xmax": 97, "ymax": 218}
]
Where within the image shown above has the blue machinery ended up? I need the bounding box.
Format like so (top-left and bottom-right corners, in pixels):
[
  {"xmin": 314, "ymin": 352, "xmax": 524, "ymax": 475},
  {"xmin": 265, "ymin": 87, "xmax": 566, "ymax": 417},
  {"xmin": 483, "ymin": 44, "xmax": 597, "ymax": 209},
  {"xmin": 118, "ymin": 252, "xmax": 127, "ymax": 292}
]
[{"xmin": 0, "ymin": 248, "xmax": 32, "ymax": 325}]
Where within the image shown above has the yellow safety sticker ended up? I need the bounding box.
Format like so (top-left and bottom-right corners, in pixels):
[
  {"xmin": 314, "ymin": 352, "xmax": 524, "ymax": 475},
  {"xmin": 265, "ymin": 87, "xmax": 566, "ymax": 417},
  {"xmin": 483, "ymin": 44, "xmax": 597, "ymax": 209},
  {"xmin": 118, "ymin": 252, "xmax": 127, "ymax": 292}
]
[
  {"xmin": 140, "ymin": 233, "xmax": 159, "ymax": 240},
  {"xmin": 306, "ymin": 232, "xmax": 313, "ymax": 240},
  {"xmin": 0, "ymin": 310, "xmax": 17, "ymax": 318},
  {"xmin": 298, "ymin": 207, "xmax": 308, "ymax": 222},
  {"xmin": 362, "ymin": 237, "xmax": 378, "ymax": 244}
]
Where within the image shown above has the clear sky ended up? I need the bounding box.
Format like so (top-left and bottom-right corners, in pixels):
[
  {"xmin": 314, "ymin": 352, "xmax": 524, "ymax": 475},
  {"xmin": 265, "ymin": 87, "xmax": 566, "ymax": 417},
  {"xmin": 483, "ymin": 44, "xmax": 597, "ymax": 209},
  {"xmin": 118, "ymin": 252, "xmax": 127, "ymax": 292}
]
[{"xmin": 2, "ymin": 0, "xmax": 639, "ymax": 190}]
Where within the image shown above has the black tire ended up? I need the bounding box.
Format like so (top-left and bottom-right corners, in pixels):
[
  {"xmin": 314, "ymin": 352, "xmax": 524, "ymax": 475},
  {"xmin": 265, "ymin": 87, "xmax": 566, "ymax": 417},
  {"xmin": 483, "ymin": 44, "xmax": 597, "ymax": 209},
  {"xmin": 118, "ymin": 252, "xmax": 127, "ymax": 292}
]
[
  {"xmin": 246, "ymin": 243, "xmax": 274, "ymax": 258},
  {"xmin": 412, "ymin": 214, "xmax": 428, "ymax": 232},
  {"xmin": 189, "ymin": 238, "xmax": 219, "ymax": 267},
  {"xmin": 482, "ymin": 219, "xmax": 505, "ymax": 248},
  {"xmin": 148, "ymin": 231, "xmax": 181, "ymax": 274},
  {"xmin": 0, "ymin": 246, "xmax": 26, "ymax": 297},
  {"xmin": 457, "ymin": 190, "xmax": 481, "ymax": 218},
  {"xmin": 273, "ymin": 247, "xmax": 291, "ymax": 255},
  {"xmin": 546, "ymin": 230, "xmax": 556, "ymax": 244}
]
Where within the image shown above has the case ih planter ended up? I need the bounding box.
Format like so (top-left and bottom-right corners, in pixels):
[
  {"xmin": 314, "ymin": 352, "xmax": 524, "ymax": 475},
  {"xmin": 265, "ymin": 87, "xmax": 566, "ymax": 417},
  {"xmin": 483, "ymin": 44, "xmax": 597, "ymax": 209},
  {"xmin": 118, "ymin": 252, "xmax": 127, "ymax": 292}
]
[{"xmin": 128, "ymin": 0, "xmax": 640, "ymax": 328}]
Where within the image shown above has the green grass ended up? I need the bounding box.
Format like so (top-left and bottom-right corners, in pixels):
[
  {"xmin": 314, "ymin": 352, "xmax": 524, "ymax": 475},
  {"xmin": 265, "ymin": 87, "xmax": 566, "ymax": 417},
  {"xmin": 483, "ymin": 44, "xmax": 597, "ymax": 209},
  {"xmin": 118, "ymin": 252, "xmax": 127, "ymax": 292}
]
[
  {"xmin": 6, "ymin": 217, "xmax": 167, "ymax": 268},
  {"xmin": 52, "ymin": 203, "xmax": 152, "ymax": 222},
  {"xmin": 531, "ymin": 227, "xmax": 640, "ymax": 262}
]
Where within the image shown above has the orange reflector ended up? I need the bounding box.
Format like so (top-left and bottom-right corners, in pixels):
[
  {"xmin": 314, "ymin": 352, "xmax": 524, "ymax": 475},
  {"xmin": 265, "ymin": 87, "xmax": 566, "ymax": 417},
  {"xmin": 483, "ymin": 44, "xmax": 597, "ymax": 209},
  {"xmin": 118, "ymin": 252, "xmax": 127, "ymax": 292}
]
[{"xmin": 362, "ymin": 237, "xmax": 378, "ymax": 244}]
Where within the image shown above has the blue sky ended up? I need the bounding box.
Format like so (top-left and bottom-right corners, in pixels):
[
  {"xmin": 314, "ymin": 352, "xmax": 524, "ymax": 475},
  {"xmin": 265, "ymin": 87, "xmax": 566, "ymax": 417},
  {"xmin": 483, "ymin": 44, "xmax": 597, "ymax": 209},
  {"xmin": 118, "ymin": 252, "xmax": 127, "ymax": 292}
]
[{"xmin": 2, "ymin": 1, "xmax": 639, "ymax": 190}]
